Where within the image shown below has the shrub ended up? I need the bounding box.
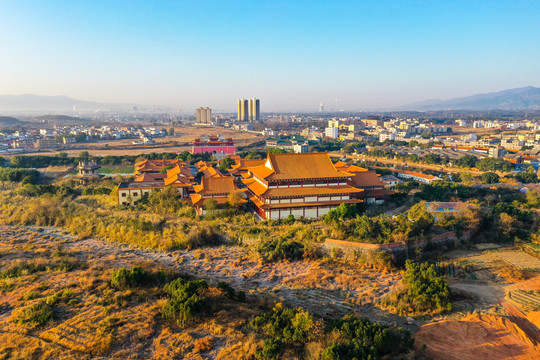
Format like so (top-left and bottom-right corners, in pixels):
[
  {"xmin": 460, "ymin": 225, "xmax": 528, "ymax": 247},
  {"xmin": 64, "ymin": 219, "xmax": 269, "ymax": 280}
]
[
  {"xmin": 162, "ymin": 278, "xmax": 208, "ymax": 327},
  {"xmin": 357, "ymin": 250, "xmax": 394, "ymax": 271},
  {"xmin": 256, "ymin": 339, "xmax": 281, "ymax": 360},
  {"xmin": 250, "ymin": 303, "xmax": 322, "ymax": 349},
  {"xmin": 45, "ymin": 289, "xmax": 75, "ymax": 305},
  {"xmin": 0, "ymin": 168, "xmax": 39, "ymax": 184},
  {"xmin": 110, "ymin": 266, "xmax": 165, "ymax": 289},
  {"xmin": 217, "ymin": 281, "xmax": 235, "ymax": 299},
  {"xmin": 13, "ymin": 303, "xmax": 53, "ymax": 328},
  {"xmin": 257, "ymin": 239, "xmax": 305, "ymax": 263},
  {"xmin": 321, "ymin": 316, "xmax": 413, "ymax": 360},
  {"xmin": 23, "ymin": 290, "xmax": 40, "ymax": 300},
  {"xmin": 381, "ymin": 260, "xmax": 451, "ymax": 316},
  {"xmin": 184, "ymin": 225, "xmax": 224, "ymax": 249},
  {"xmin": 481, "ymin": 172, "xmax": 500, "ymax": 184}
]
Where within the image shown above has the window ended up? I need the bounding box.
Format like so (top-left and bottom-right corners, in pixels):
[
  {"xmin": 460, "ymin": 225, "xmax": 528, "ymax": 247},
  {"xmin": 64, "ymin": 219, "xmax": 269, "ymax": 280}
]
[{"xmin": 121, "ymin": 193, "xmax": 126, "ymax": 197}]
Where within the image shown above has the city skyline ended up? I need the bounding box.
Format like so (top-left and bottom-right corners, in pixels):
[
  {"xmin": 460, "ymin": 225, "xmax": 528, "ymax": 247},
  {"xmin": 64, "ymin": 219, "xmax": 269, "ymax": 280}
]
[{"xmin": 1, "ymin": 1, "xmax": 539, "ymax": 111}]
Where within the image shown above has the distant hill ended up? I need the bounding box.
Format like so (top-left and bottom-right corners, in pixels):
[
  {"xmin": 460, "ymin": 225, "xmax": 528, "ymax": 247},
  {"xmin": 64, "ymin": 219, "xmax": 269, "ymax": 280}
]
[
  {"xmin": 0, "ymin": 94, "xmax": 131, "ymax": 112},
  {"xmin": 403, "ymin": 86, "xmax": 540, "ymax": 111},
  {"xmin": 0, "ymin": 116, "xmax": 25, "ymax": 126},
  {"xmin": 36, "ymin": 115, "xmax": 92, "ymax": 123}
]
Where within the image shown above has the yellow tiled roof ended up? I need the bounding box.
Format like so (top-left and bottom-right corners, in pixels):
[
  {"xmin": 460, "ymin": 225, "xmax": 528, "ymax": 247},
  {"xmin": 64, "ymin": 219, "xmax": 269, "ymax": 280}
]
[{"xmin": 252, "ymin": 153, "xmax": 352, "ymax": 180}]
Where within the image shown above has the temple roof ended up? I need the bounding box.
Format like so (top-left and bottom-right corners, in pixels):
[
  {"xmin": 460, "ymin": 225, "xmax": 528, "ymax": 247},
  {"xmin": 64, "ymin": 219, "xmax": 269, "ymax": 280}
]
[
  {"xmin": 242, "ymin": 178, "xmax": 362, "ymax": 197},
  {"xmin": 247, "ymin": 153, "xmax": 352, "ymax": 181},
  {"xmin": 135, "ymin": 159, "xmax": 183, "ymax": 173},
  {"xmin": 134, "ymin": 173, "xmax": 166, "ymax": 182},
  {"xmin": 164, "ymin": 173, "xmax": 195, "ymax": 187},
  {"xmin": 193, "ymin": 176, "xmax": 236, "ymax": 195},
  {"xmin": 333, "ymin": 162, "xmax": 369, "ymax": 173},
  {"xmin": 348, "ymin": 171, "xmax": 386, "ymax": 188},
  {"xmin": 166, "ymin": 164, "xmax": 194, "ymax": 179}
]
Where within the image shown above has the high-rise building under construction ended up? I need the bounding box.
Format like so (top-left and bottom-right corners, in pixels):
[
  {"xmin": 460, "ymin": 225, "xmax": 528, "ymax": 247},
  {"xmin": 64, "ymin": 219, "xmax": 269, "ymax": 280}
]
[
  {"xmin": 196, "ymin": 107, "xmax": 212, "ymax": 124},
  {"xmin": 237, "ymin": 98, "xmax": 248, "ymax": 121},
  {"xmin": 249, "ymin": 98, "xmax": 260, "ymax": 121}
]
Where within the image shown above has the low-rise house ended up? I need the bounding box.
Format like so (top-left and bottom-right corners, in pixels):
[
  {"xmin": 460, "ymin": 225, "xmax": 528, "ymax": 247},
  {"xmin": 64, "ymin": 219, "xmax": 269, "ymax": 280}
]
[
  {"xmin": 379, "ymin": 175, "xmax": 403, "ymax": 189},
  {"xmin": 393, "ymin": 169, "xmax": 441, "ymax": 184}
]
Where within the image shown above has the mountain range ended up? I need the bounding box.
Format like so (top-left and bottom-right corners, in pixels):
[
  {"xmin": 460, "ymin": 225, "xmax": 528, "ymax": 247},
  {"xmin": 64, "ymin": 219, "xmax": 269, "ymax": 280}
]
[
  {"xmin": 402, "ymin": 86, "xmax": 540, "ymax": 111},
  {"xmin": 0, "ymin": 94, "xmax": 131, "ymax": 112},
  {"xmin": 1, "ymin": 87, "xmax": 540, "ymax": 113}
]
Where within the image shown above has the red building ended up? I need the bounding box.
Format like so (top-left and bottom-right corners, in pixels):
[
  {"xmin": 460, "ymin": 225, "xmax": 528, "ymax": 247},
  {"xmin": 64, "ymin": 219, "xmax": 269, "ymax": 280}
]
[{"xmin": 192, "ymin": 135, "xmax": 236, "ymax": 155}]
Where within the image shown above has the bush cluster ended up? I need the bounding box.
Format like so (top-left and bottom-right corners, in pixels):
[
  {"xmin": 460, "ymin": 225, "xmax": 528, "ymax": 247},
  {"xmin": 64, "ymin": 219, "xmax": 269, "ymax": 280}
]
[
  {"xmin": 321, "ymin": 315, "xmax": 414, "ymax": 360},
  {"xmin": 13, "ymin": 302, "xmax": 53, "ymax": 328},
  {"xmin": 0, "ymin": 168, "xmax": 39, "ymax": 184},
  {"xmin": 162, "ymin": 278, "xmax": 209, "ymax": 327},
  {"xmin": 381, "ymin": 260, "xmax": 451, "ymax": 316},
  {"xmin": 257, "ymin": 239, "xmax": 305, "ymax": 263},
  {"xmin": 250, "ymin": 303, "xmax": 416, "ymax": 360},
  {"xmin": 110, "ymin": 266, "xmax": 165, "ymax": 289},
  {"xmin": 250, "ymin": 303, "xmax": 322, "ymax": 359}
]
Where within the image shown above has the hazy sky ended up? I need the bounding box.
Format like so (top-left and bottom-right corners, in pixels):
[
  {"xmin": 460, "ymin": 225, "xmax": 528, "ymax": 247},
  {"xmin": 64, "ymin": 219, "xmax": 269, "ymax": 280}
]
[{"xmin": 1, "ymin": 1, "xmax": 539, "ymax": 111}]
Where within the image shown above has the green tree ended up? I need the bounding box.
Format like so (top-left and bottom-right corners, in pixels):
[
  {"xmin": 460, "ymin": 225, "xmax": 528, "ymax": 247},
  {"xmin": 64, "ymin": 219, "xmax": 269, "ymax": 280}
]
[
  {"xmin": 407, "ymin": 202, "xmax": 435, "ymax": 236},
  {"xmin": 218, "ymin": 157, "xmax": 236, "ymax": 172},
  {"xmin": 454, "ymin": 155, "xmax": 478, "ymax": 168},
  {"xmin": 481, "ymin": 172, "xmax": 500, "ymax": 184},
  {"xmin": 515, "ymin": 172, "xmax": 538, "ymax": 184},
  {"xmin": 78, "ymin": 151, "xmax": 90, "ymax": 161}
]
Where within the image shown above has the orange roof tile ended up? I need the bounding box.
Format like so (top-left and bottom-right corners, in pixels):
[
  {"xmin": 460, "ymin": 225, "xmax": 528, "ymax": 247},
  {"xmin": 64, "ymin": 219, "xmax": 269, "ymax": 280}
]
[
  {"xmin": 229, "ymin": 158, "xmax": 266, "ymax": 174},
  {"xmin": 164, "ymin": 174, "xmax": 194, "ymax": 187},
  {"xmin": 135, "ymin": 159, "xmax": 185, "ymax": 174},
  {"xmin": 195, "ymin": 160, "xmax": 208, "ymax": 170},
  {"xmin": 349, "ymin": 171, "xmax": 386, "ymax": 188},
  {"xmin": 334, "ymin": 163, "xmax": 369, "ymax": 173},
  {"xmin": 195, "ymin": 177, "xmax": 236, "ymax": 195},
  {"xmin": 166, "ymin": 164, "xmax": 193, "ymax": 179},
  {"xmin": 242, "ymin": 178, "xmax": 362, "ymax": 197},
  {"xmin": 201, "ymin": 166, "xmax": 224, "ymax": 178},
  {"xmin": 259, "ymin": 153, "xmax": 352, "ymax": 180},
  {"xmin": 248, "ymin": 164, "xmax": 275, "ymax": 179},
  {"xmin": 241, "ymin": 178, "xmax": 269, "ymax": 196},
  {"xmin": 134, "ymin": 173, "xmax": 166, "ymax": 182}
]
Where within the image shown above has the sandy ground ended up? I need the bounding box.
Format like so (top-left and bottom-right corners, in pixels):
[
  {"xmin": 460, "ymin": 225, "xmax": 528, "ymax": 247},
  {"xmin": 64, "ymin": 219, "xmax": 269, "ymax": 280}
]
[
  {"xmin": 415, "ymin": 312, "xmax": 540, "ymax": 360},
  {"xmin": 416, "ymin": 246, "xmax": 540, "ymax": 360}
]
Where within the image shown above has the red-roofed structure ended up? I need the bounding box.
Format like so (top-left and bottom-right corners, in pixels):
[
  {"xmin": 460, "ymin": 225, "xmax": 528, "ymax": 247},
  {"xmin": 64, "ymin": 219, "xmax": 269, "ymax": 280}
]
[{"xmin": 192, "ymin": 135, "xmax": 236, "ymax": 155}]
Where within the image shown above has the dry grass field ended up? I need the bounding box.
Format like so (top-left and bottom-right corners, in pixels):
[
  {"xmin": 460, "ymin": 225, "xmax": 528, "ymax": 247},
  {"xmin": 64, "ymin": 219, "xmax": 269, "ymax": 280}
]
[
  {"xmin": 0, "ymin": 225, "xmax": 407, "ymax": 359},
  {"xmin": 0, "ymin": 226, "xmax": 262, "ymax": 359}
]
